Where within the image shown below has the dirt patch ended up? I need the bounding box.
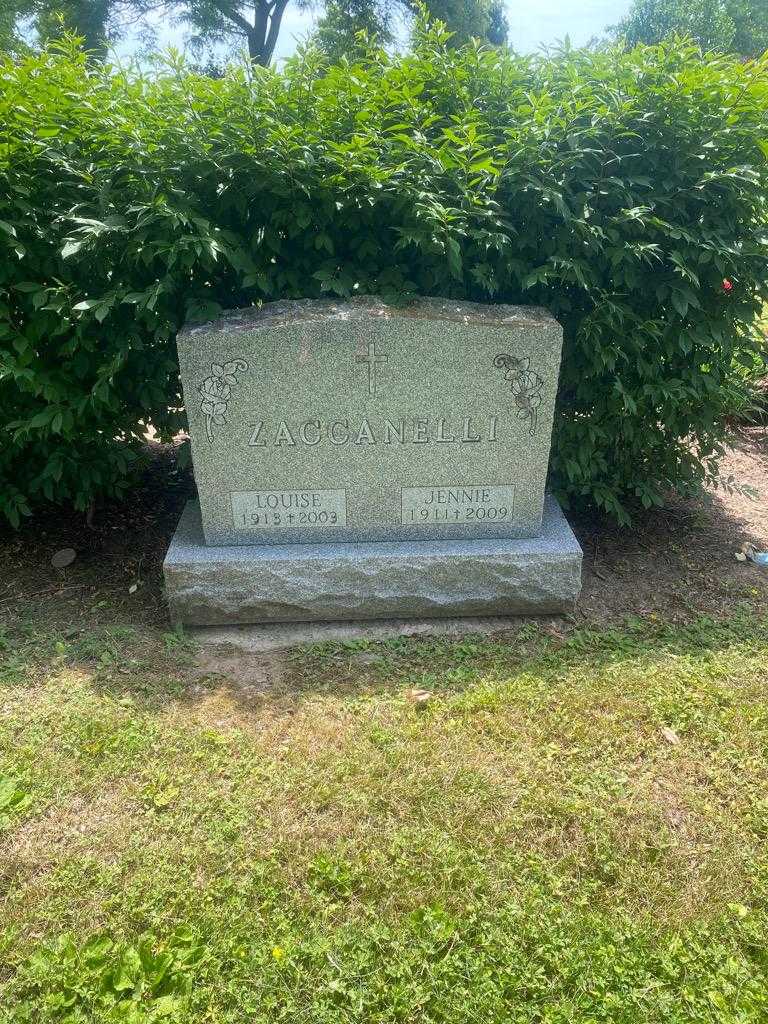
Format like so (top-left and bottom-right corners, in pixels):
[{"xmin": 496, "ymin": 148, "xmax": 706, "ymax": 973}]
[
  {"xmin": 570, "ymin": 427, "xmax": 768, "ymax": 623},
  {"xmin": 0, "ymin": 443, "xmax": 192, "ymax": 632},
  {"xmin": 2, "ymin": 791, "xmax": 135, "ymax": 877},
  {"xmin": 190, "ymin": 650, "xmax": 285, "ymax": 692}
]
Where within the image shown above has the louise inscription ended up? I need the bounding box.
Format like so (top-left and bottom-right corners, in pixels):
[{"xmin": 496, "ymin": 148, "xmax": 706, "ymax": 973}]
[
  {"xmin": 402, "ymin": 485, "xmax": 515, "ymax": 525},
  {"xmin": 231, "ymin": 489, "xmax": 347, "ymax": 531}
]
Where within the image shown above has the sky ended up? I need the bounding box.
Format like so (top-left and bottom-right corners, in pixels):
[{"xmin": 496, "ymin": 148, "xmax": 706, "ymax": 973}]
[{"xmin": 121, "ymin": 0, "xmax": 634, "ymax": 62}]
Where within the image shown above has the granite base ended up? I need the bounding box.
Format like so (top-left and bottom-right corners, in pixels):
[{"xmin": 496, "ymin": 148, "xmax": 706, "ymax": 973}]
[{"xmin": 163, "ymin": 495, "xmax": 582, "ymax": 626}]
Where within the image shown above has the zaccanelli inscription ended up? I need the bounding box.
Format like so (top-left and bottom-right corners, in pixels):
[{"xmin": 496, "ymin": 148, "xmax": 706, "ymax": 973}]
[{"xmin": 246, "ymin": 415, "xmax": 499, "ymax": 448}]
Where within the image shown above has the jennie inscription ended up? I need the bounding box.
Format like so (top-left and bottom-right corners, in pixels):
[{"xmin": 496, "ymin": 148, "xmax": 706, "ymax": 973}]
[
  {"xmin": 177, "ymin": 297, "xmax": 563, "ymax": 546},
  {"xmin": 402, "ymin": 485, "xmax": 515, "ymax": 525}
]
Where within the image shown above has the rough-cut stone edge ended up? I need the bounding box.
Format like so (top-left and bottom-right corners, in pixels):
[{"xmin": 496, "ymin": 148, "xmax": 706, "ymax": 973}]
[
  {"xmin": 179, "ymin": 296, "xmax": 559, "ymax": 339},
  {"xmin": 164, "ymin": 494, "xmax": 583, "ymax": 626}
]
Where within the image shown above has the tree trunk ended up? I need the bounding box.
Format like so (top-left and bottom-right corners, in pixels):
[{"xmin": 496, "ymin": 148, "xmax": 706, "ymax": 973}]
[
  {"xmin": 247, "ymin": 0, "xmax": 291, "ymax": 65},
  {"xmin": 37, "ymin": 0, "xmax": 110, "ymax": 58},
  {"xmin": 248, "ymin": 0, "xmax": 269, "ymax": 63}
]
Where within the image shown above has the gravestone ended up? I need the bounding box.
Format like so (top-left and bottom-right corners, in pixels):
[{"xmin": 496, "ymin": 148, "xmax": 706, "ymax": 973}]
[{"xmin": 163, "ymin": 297, "xmax": 582, "ymax": 624}]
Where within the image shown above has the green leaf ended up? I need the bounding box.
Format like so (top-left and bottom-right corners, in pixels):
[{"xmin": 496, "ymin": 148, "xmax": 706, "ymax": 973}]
[
  {"xmin": 61, "ymin": 238, "xmax": 86, "ymax": 259},
  {"xmin": 0, "ymin": 777, "xmax": 30, "ymax": 812},
  {"xmin": 26, "ymin": 408, "xmax": 56, "ymax": 430},
  {"xmin": 446, "ymin": 237, "xmax": 462, "ymax": 280},
  {"xmin": 671, "ymin": 291, "xmax": 689, "ymax": 318}
]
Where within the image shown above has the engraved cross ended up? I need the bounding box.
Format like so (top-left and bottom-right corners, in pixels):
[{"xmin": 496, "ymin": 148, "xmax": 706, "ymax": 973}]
[{"xmin": 356, "ymin": 340, "xmax": 388, "ymax": 396}]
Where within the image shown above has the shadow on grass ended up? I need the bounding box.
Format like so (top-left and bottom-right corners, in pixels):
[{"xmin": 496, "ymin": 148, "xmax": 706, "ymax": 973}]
[{"xmin": 1, "ymin": 604, "xmax": 766, "ymax": 722}]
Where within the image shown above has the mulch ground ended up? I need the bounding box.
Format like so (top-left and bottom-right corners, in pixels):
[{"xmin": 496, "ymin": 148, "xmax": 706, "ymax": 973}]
[{"xmin": 1, "ymin": 428, "xmax": 766, "ymax": 634}]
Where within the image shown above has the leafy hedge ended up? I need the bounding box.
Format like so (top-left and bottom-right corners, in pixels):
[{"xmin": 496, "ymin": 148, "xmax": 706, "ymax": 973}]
[{"xmin": 1, "ymin": 26, "xmax": 767, "ymax": 526}]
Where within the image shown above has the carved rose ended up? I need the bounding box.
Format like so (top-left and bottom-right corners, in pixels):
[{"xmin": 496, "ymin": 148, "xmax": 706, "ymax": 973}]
[
  {"xmin": 200, "ymin": 377, "xmax": 230, "ymax": 415},
  {"xmin": 493, "ymin": 353, "xmax": 543, "ymax": 436},
  {"xmin": 197, "ymin": 359, "xmax": 248, "ymax": 443}
]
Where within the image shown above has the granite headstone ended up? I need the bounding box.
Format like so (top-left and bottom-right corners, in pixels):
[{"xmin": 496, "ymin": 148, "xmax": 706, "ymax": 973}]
[{"xmin": 164, "ymin": 297, "xmax": 582, "ymax": 624}]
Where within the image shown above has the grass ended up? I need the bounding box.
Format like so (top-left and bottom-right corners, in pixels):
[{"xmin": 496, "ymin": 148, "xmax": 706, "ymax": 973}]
[{"xmin": 2, "ymin": 609, "xmax": 768, "ymax": 1021}]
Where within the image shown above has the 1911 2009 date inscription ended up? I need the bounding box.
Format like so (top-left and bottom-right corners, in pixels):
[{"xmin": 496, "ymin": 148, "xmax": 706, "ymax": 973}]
[
  {"xmin": 402, "ymin": 485, "xmax": 515, "ymax": 525},
  {"xmin": 231, "ymin": 489, "xmax": 347, "ymax": 530}
]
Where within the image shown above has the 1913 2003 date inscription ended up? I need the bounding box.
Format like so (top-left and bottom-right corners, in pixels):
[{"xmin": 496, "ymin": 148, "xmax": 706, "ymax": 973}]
[{"xmin": 231, "ymin": 489, "xmax": 347, "ymax": 530}]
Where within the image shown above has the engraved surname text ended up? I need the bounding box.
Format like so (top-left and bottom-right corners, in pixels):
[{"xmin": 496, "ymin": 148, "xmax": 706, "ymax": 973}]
[{"xmin": 246, "ymin": 415, "xmax": 499, "ymax": 448}]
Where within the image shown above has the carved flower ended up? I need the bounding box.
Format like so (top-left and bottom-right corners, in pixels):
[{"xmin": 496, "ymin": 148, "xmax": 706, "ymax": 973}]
[
  {"xmin": 197, "ymin": 358, "xmax": 248, "ymax": 443},
  {"xmin": 499, "ymin": 355, "xmax": 529, "ymax": 379},
  {"xmin": 199, "ymin": 376, "xmax": 231, "ymax": 423},
  {"xmin": 211, "ymin": 362, "xmax": 242, "ymax": 385},
  {"xmin": 514, "ymin": 389, "xmax": 541, "ymax": 414},
  {"xmin": 493, "ymin": 352, "xmax": 544, "ymax": 436}
]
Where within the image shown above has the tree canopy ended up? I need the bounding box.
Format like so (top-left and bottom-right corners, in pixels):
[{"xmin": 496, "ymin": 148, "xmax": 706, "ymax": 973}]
[
  {"xmin": 35, "ymin": 0, "xmax": 114, "ymax": 53},
  {"xmin": 612, "ymin": 0, "xmax": 768, "ymax": 58},
  {"xmin": 6, "ymin": 0, "xmax": 508, "ymax": 65},
  {"xmin": 0, "ymin": 0, "xmax": 38, "ymax": 52}
]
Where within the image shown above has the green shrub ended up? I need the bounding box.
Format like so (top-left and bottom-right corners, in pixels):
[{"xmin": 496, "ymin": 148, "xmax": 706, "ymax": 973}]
[{"xmin": 1, "ymin": 27, "xmax": 767, "ymax": 525}]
